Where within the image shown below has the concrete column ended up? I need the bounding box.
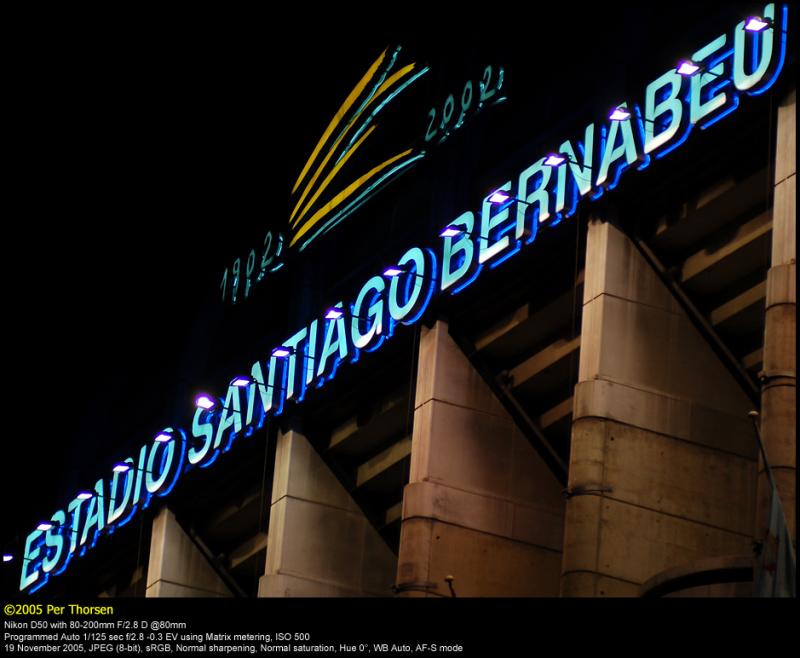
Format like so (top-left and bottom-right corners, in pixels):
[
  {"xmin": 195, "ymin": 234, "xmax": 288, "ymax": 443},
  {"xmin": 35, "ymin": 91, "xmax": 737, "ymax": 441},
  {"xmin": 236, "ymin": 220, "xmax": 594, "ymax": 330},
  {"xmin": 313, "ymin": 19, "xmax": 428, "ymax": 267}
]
[
  {"xmin": 561, "ymin": 220, "xmax": 758, "ymax": 597},
  {"xmin": 259, "ymin": 429, "xmax": 396, "ymax": 597},
  {"xmin": 146, "ymin": 507, "xmax": 232, "ymax": 597},
  {"xmin": 758, "ymin": 87, "xmax": 796, "ymax": 545},
  {"xmin": 396, "ymin": 321, "xmax": 565, "ymax": 597}
]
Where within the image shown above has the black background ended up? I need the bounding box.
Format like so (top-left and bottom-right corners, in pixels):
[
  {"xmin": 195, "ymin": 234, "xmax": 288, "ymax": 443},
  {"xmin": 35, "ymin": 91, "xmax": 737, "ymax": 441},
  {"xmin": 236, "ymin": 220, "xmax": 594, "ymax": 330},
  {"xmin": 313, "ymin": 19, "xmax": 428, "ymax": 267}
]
[{"xmin": 2, "ymin": 2, "xmax": 794, "ymax": 617}]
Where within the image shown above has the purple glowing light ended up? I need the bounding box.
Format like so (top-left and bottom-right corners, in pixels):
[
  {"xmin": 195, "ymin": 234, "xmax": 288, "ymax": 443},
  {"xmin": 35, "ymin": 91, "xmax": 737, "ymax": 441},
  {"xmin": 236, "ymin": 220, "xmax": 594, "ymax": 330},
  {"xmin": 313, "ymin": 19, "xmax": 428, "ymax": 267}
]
[
  {"xmin": 113, "ymin": 462, "xmax": 131, "ymax": 473},
  {"xmin": 2, "ymin": 554, "xmax": 12, "ymax": 563},
  {"xmin": 744, "ymin": 16, "xmax": 770, "ymax": 31},
  {"xmin": 230, "ymin": 377, "xmax": 251, "ymax": 387},
  {"xmin": 325, "ymin": 308, "xmax": 344, "ymax": 320},
  {"xmin": 382, "ymin": 266, "xmax": 405, "ymax": 277},
  {"xmin": 676, "ymin": 60, "xmax": 701, "ymax": 76},
  {"xmin": 195, "ymin": 394, "xmax": 216, "ymax": 409},
  {"xmin": 76, "ymin": 491, "xmax": 93, "ymax": 500},
  {"xmin": 271, "ymin": 347, "xmax": 292, "ymax": 358},
  {"xmin": 609, "ymin": 106, "xmax": 631, "ymax": 121},
  {"xmin": 544, "ymin": 153, "xmax": 567, "ymax": 167},
  {"xmin": 36, "ymin": 522, "xmax": 53, "ymax": 532},
  {"xmin": 154, "ymin": 431, "xmax": 173, "ymax": 443},
  {"xmin": 439, "ymin": 226, "xmax": 463, "ymax": 238},
  {"xmin": 488, "ymin": 190, "xmax": 511, "ymax": 204}
]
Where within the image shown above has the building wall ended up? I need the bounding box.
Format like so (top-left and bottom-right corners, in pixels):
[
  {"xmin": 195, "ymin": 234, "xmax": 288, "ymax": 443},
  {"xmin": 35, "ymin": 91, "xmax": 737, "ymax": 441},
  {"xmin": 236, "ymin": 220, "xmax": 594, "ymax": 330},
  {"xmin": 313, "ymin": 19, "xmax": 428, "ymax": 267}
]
[
  {"xmin": 146, "ymin": 507, "xmax": 232, "ymax": 598},
  {"xmin": 560, "ymin": 220, "xmax": 758, "ymax": 596},
  {"xmin": 395, "ymin": 322, "xmax": 565, "ymax": 597},
  {"xmin": 259, "ymin": 429, "xmax": 397, "ymax": 597},
  {"xmin": 757, "ymin": 86, "xmax": 796, "ymax": 546}
]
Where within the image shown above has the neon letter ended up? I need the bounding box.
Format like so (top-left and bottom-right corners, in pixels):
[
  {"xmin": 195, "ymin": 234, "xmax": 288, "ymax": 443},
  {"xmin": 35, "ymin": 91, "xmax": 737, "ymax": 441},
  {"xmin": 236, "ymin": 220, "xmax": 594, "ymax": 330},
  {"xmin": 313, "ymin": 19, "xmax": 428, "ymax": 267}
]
[
  {"xmin": 596, "ymin": 105, "xmax": 639, "ymax": 188},
  {"xmin": 516, "ymin": 158, "xmax": 552, "ymax": 238},
  {"xmin": 440, "ymin": 211, "xmax": 478, "ymax": 293},
  {"xmin": 351, "ymin": 276, "xmax": 386, "ymax": 350},
  {"xmin": 479, "ymin": 182, "xmax": 516, "ymax": 264},
  {"xmin": 690, "ymin": 35, "xmax": 731, "ymax": 126},
  {"xmin": 644, "ymin": 70, "xmax": 685, "ymax": 154}
]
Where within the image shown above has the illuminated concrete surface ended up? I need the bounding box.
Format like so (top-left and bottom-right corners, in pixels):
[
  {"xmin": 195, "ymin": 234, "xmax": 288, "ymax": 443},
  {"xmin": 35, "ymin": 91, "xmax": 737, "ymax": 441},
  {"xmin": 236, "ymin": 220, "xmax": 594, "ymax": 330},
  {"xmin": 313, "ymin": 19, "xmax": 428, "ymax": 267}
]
[
  {"xmin": 396, "ymin": 321, "xmax": 565, "ymax": 597},
  {"xmin": 561, "ymin": 220, "xmax": 758, "ymax": 596},
  {"xmin": 146, "ymin": 507, "xmax": 232, "ymax": 598},
  {"xmin": 259, "ymin": 429, "xmax": 396, "ymax": 597},
  {"xmin": 757, "ymin": 86, "xmax": 796, "ymax": 546}
]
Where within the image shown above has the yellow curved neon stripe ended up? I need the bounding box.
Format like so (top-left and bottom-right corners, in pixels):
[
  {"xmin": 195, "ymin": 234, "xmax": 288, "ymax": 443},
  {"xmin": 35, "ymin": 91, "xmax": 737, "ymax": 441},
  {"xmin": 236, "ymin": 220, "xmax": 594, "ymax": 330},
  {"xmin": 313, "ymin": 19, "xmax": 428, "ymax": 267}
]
[
  {"xmin": 290, "ymin": 149, "xmax": 413, "ymax": 248},
  {"xmin": 290, "ymin": 48, "xmax": 387, "ymax": 195},
  {"xmin": 290, "ymin": 62, "xmax": 418, "ymax": 229},
  {"xmin": 292, "ymin": 125, "xmax": 377, "ymax": 231},
  {"xmin": 370, "ymin": 62, "xmax": 417, "ymax": 111}
]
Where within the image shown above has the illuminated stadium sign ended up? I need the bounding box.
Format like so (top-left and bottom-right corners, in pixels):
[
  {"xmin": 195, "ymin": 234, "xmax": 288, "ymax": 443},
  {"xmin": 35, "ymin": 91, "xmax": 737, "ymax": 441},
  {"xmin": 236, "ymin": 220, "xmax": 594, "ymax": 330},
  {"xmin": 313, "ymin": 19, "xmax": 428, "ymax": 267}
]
[
  {"xmin": 18, "ymin": 3, "xmax": 788, "ymax": 593},
  {"xmin": 219, "ymin": 47, "xmax": 507, "ymax": 305}
]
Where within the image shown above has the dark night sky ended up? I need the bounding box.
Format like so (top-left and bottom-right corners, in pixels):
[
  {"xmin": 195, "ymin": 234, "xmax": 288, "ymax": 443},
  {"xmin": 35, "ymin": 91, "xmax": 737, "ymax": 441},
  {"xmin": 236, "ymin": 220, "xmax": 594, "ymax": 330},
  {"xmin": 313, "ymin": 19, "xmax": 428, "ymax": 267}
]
[
  {"xmin": 2, "ymin": 3, "xmax": 769, "ymax": 578},
  {"xmin": 4, "ymin": 14, "xmax": 398, "ymax": 551}
]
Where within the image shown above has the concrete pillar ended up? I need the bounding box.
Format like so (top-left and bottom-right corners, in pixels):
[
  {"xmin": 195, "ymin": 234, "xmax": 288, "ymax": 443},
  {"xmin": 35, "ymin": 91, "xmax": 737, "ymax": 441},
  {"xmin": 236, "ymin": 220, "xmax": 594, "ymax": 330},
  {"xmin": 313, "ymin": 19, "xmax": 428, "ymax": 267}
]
[
  {"xmin": 146, "ymin": 507, "xmax": 232, "ymax": 597},
  {"xmin": 758, "ymin": 87, "xmax": 796, "ymax": 545},
  {"xmin": 259, "ymin": 429, "xmax": 396, "ymax": 597},
  {"xmin": 561, "ymin": 220, "xmax": 758, "ymax": 597},
  {"xmin": 396, "ymin": 321, "xmax": 565, "ymax": 597}
]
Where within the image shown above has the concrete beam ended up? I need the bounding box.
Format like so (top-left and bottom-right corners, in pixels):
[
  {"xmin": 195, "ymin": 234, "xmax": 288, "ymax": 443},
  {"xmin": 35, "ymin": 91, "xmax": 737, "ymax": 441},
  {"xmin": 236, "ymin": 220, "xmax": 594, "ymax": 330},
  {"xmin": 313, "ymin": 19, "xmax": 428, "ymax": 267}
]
[
  {"xmin": 384, "ymin": 502, "xmax": 403, "ymax": 527},
  {"xmin": 681, "ymin": 210, "xmax": 771, "ymax": 283},
  {"xmin": 329, "ymin": 416, "xmax": 358, "ymax": 450},
  {"xmin": 475, "ymin": 271, "xmax": 584, "ymax": 361},
  {"xmin": 328, "ymin": 394, "xmax": 407, "ymax": 458},
  {"xmin": 229, "ymin": 532, "xmax": 268, "ymax": 571},
  {"xmin": 475, "ymin": 304, "xmax": 530, "ymax": 351},
  {"xmin": 540, "ymin": 397, "xmax": 573, "ymax": 430},
  {"xmin": 205, "ymin": 491, "xmax": 261, "ymax": 529},
  {"xmin": 510, "ymin": 337, "xmax": 580, "ymax": 388},
  {"xmin": 742, "ymin": 348, "xmax": 763, "ymax": 372},
  {"xmin": 710, "ymin": 281, "xmax": 766, "ymax": 326},
  {"xmin": 356, "ymin": 437, "xmax": 412, "ymax": 488},
  {"xmin": 653, "ymin": 169, "xmax": 768, "ymax": 253}
]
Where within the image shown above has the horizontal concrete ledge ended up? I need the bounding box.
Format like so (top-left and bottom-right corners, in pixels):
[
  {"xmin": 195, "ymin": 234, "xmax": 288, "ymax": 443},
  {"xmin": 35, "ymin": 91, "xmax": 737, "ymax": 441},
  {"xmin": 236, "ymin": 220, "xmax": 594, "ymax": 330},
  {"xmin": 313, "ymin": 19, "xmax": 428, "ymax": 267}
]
[
  {"xmin": 761, "ymin": 379, "xmax": 797, "ymax": 392},
  {"xmin": 402, "ymin": 481, "xmax": 563, "ymax": 552},
  {"xmin": 146, "ymin": 579, "xmax": 231, "ymax": 598},
  {"xmin": 573, "ymin": 379, "xmax": 758, "ymax": 459},
  {"xmin": 560, "ymin": 570, "xmax": 641, "ymax": 596},
  {"xmin": 596, "ymin": 494, "xmax": 754, "ymax": 540},
  {"xmin": 757, "ymin": 464, "xmax": 797, "ymax": 475},
  {"xmin": 272, "ymin": 494, "xmax": 368, "ymax": 518},
  {"xmin": 766, "ymin": 262, "xmax": 796, "ymax": 306},
  {"xmin": 260, "ymin": 571, "xmax": 386, "ymax": 598},
  {"xmin": 561, "ymin": 569, "xmax": 639, "ymax": 586},
  {"xmin": 640, "ymin": 555, "xmax": 752, "ymax": 598},
  {"xmin": 400, "ymin": 516, "xmax": 563, "ymax": 558},
  {"xmin": 764, "ymin": 302, "xmax": 799, "ymax": 312}
]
